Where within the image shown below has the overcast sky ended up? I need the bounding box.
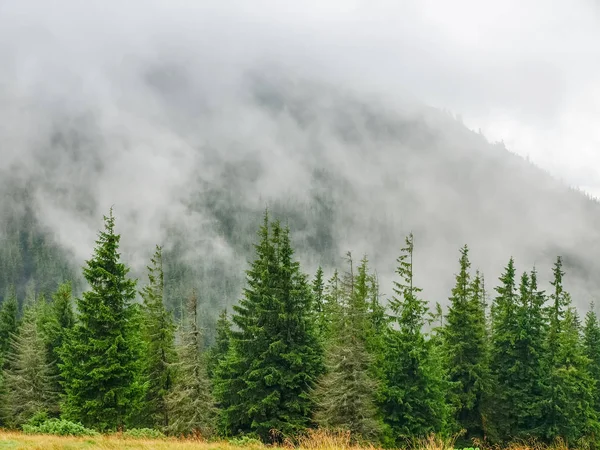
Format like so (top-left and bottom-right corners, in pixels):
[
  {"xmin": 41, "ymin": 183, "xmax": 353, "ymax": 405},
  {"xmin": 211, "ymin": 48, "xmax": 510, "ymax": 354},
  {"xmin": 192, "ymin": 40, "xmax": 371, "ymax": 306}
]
[{"xmin": 1, "ymin": 0, "xmax": 599, "ymax": 195}]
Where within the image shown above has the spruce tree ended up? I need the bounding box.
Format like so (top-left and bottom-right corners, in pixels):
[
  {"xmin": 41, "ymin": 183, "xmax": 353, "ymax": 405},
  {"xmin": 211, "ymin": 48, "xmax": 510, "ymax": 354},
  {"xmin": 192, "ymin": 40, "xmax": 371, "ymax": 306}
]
[
  {"xmin": 59, "ymin": 208, "xmax": 143, "ymax": 431},
  {"xmin": 1, "ymin": 300, "xmax": 58, "ymax": 426},
  {"xmin": 166, "ymin": 290, "xmax": 216, "ymax": 437},
  {"xmin": 0, "ymin": 286, "xmax": 19, "ymax": 362},
  {"xmin": 41, "ymin": 282, "xmax": 75, "ymax": 396},
  {"xmin": 312, "ymin": 266, "xmax": 327, "ymax": 338},
  {"xmin": 214, "ymin": 213, "xmax": 323, "ymax": 441},
  {"xmin": 443, "ymin": 246, "xmax": 489, "ymax": 440},
  {"xmin": 312, "ymin": 254, "xmax": 382, "ymax": 443},
  {"xmin": 541, "ymin": 258, "xmax": 598, "ymax": 443},
  {"xmin": 380, "ymin": 233, "xmax": 448, "ymax": 443},
  {"xmin": 511, "ymin": 268, "xmax": 546, "ymax": 438},
  {"xmin": 489, "ymin": 257, "xmax": 519, "ymax": 441},
  {"xmin": 583, "ymin": 304, "xmax": 600, "ymax": 413},
  {"xmin": 140, "ymin": 245, "xmax": 177, "ymax": 429},
  {"xmin": 207, "ymin": 309, "xmax": 231, "ymax": 380}
]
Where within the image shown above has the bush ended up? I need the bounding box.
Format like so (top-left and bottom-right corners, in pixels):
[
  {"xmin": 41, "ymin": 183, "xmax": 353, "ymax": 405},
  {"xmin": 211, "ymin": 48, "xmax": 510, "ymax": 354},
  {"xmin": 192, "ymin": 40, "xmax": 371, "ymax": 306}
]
[
  {"xmin": 121, "ymin": 428, "xmax": 166, "ymax": 439},
  {"xmin": 22, "ymin": 418, "xmax": 99, "ymax": 436}
]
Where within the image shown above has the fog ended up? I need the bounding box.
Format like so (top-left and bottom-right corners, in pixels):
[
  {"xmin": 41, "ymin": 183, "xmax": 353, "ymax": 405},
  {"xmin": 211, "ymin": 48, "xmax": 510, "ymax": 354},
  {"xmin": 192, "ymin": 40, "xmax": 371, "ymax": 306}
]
[{"xmin": 1, "ymin": 0, "xmax": 599, "ymax": 312}]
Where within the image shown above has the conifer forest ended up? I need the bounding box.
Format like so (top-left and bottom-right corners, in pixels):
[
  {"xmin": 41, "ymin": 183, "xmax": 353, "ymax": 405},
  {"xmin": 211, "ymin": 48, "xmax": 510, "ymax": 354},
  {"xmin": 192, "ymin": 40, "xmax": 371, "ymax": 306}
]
[{"xmin": 2, "ymin": 205, "xmax": 600, "ymax": 449}]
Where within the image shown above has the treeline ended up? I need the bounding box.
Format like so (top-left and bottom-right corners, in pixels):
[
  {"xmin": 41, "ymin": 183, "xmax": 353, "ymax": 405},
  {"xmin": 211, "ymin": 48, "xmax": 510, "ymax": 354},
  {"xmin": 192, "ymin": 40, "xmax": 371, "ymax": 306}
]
[{"xmin": 0, "ymin": 208, "xmax": 600, "ymax": 448}]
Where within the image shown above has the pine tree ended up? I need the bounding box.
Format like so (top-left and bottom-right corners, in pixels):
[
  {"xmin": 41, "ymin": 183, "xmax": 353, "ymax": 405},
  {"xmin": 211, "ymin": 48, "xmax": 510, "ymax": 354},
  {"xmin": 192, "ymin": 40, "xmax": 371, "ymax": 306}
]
[
  {"xmin": 510, "ymin": 268, "xmax": 546, "ymax": 438},
  {"xmin": 166, "ymin": 290, "xmax": 216, "ymax": 437},
  {"xmin": 1, "ymin": 300, "xmax": 58, "ymax": 426},
  {"xmin": 207, "ymin": 309, "xmax": 231, "ymax": 380},
  {"xmin": 41, "ymin": 282, "xmax": 75, "ymax": 396},
  {"xmin": 488, "ymin": 257, "xmax": 520, "ymax": 441},
  {"xmin": 0, "ymin": 286, "xmax": 19, "ymax": 362},
  {"xmin": 443, "ymin": 246, "xmax": 489, "ymax": 440},
  {"xmin": 583, "ymin": 304, "xmax": 600, "ymax": 413},
  {"xmin": 541, "ymin": 258, "xmax": 599, "ymax": 443},
  {"xmin": 312, "ymin": 266, "xmax": 327, "ymax": 338},
  {"xmin": 380, "ymin": 233, "xmax": 448, "ymax": 443},
  {"xmin": 59, "ymin": 208, "xmax": 143, "ymax": 431},
  {"xmin": 140, "ymin": 245, "xmax": 177, "ymax": 429},
  {"xmin": 214, "ymin": 213, "xmax": 323, "ymax": 441},
  {"xmin": 312, "ymin": 254, "xmax": 382, "ymax": 443}
]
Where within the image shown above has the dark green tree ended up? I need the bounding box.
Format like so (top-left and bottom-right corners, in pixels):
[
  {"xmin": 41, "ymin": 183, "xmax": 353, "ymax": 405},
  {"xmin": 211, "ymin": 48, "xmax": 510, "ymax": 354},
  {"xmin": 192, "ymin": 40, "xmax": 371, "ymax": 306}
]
[
  {"xmin": 59, "ymin": 209, "xmax": 143, "ymax": 431},
  {"xmin": 443, "ymin": 245, "xmax": 489, "ymax": 440},
  {"xmin": 0, "ymin": 286, "xmax": 19, "ymax": 362},
  {"xmin": 207, "ymin": 309, "xmax": 231, "ymax": 380},
  {"xmin": 166, "ymin": 290, "xmax": 216, "ymax": 437},
  {"xmin": 488, "ymin": 257, "xmax": 519, "ymax": 441},
  {"xmin": 380, "ymin": 233, "xmax": 449, "ymax": 443},
  {"xmin": 140, "ymin": 245, "xmax": 177, "ymax": 429},
  {"xmin": 41, "ymin": 282, "xmax": 75, "ymax": 397},
  {"xmin": 214, "ymin": 213, "xmax": 323, "ymax": 441},
  {"xmin": 510, "ymin": 268, "xmax": 546, "ymax": 438},
  {"xmin": 541, "ymin": 258, "xmax": 598, "ymax": 443},
  {"xmin": 584, "ymin": 304, "xmax": 600, "ymax": 414}
]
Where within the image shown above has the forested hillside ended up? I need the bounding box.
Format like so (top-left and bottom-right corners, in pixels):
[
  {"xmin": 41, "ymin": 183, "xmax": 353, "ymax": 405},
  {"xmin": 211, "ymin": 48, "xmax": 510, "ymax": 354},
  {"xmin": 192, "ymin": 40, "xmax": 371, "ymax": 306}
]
[{"xmin": 1, "ymin": 71, "xmax": 600, "ymax": 339}]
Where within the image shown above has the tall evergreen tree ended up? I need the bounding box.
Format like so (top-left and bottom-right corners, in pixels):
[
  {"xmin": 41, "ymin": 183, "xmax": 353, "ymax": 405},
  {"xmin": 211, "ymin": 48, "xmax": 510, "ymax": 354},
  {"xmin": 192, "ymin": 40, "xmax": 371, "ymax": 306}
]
[
  {"xmin": 312, "ymin": 254, "xmax": 382, "ymax": 443},
  {"xmin": 214, "ymin": 213, "xmax": 323, "ymax": 441},
  {"xmin": 41, "ymin": 282, "xmax": 75, "ymax": 397},
  {"xmin": 1, "ymin": 300, "xmax": 58, "ymax": 426},
  {"xmin": 380, "ymin": 234, "xmax": 448, "ymax": 443},
  {"xmin": 166, "ymin": 290, "xmax": 216, "ymax": 437},
  {"xmin": 0, "ymin": 286, "xmax": 19, "ymax": 362},
  {"xmin": 59, "ymin": 209, "xmax": 143, "ymax": 431},
  {"xmin": 140, "ymin": 245, "xmax": 177, "ymax": 429},
  {"xmin": 489, "ymin": 257, "xmax": 519, "ymax": 441},
  {"xmin": 583, "ymin": 304, "xmax": 600, "ymax": 414},
  {"xmin": 541, "ymin": 257, "xmax": 598, "ymax": 443},
  {"xmin": 443, "ymin": 245, "xmax": 489, "ymax": 440},
  {"xmin": 510, "ymin": 268, "xmax": 546, "ymax": 438},
  {"xmin": 207, "ymin": 309, "xmax": 231, "ymax": 380}
]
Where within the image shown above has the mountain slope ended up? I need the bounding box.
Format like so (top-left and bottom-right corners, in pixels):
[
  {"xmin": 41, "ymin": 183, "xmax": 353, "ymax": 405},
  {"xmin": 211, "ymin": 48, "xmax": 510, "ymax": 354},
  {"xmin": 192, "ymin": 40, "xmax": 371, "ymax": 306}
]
[{"xmin": 1, "ymin": 68, "xmax": 599, "ymax": 334}]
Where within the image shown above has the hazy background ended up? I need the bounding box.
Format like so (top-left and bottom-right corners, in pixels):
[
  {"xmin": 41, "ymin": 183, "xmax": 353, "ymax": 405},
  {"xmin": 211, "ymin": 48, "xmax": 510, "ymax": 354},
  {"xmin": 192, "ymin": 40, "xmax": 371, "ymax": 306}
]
[{"xmin": 1, "ymin": 0, "xmax": 599, "ymax": 326}]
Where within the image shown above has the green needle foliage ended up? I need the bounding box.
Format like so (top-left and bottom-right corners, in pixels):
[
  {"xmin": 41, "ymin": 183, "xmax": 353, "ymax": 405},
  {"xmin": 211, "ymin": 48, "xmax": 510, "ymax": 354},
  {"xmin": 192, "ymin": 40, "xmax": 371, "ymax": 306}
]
[
  {"xmin": 59, "ymin": 208, "xmax": 143, "ymax": 431},
  {"xmin": 380, "ymin": 233, "xmax": 448, "ymax": 444},
  {"xmin": 166, "ymin": 290, "xmax": 216, "ymax": 437},
  {"xmin": 140, "ymin": 245, "xmax": 177, "ymax": 430},
  {"xmin": 583, "ymin": 304, "xmax": 600, "ymax": 413},
  {"xmin": 1, "ymin": 298, "xmax": 58, "ymax": 427},
  {"xmin": 443, "ymin": 246, "xmax": 489, "ymax": 440},
  {"xmin": 214, "ymin": 212, "xmax": 323, "ymax": 442}
]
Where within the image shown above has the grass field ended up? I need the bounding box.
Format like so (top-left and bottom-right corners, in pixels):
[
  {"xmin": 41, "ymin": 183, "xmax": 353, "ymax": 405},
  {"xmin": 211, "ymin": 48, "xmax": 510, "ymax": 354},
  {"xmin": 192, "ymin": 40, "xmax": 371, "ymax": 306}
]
[{"xmin": 0, "ymin": 429, "xmax": 371, "ymax": 450}]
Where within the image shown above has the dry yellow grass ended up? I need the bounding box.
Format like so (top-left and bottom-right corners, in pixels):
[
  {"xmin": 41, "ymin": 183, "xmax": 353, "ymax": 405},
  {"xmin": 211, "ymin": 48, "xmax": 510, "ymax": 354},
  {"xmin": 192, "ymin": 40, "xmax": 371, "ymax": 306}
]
[{"xmin": 0, "ymin": 431, "xmax": 263, "ymax": 450}]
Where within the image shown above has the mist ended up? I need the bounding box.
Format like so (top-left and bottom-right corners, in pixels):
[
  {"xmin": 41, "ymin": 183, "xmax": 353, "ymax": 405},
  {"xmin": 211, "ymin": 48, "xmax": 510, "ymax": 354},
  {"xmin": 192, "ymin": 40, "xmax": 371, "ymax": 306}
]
[{"xmin": 1, "ymin": 0, "xmax": 600, "ymax": 315}]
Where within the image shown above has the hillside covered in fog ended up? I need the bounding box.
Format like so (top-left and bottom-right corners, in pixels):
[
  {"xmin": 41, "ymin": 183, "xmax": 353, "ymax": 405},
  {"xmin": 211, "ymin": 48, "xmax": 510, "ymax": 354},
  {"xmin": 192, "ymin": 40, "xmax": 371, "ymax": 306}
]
[{"xmin": 2, "ymin": 66, "xmax": 600, "ymax": 338}]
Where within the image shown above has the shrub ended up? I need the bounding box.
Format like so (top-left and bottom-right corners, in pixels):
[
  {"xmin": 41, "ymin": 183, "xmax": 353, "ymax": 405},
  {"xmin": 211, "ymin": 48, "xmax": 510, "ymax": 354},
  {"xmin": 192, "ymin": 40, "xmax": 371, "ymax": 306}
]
[
  {"xmin": 22, "ymin": 418, "xmax": 99, "ymax": 436},
  {"xmin": 121, "ymin": 428, "xmax": 166, "ymax": 439}
]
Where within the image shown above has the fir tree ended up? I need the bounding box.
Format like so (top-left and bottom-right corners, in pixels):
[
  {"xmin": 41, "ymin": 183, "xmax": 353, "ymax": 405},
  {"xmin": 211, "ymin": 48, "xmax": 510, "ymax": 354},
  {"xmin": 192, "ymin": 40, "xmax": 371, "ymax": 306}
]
[
  {"xmin": 41, "ymin": 282, "xmax": 75, "ymax": 396},
  {"xmin": 312, "ymin": 266, "xmax": 327, "ymax": 338},
  {"xmin": 443, "ymin": 246, "xmax": 489, "ymax": 440},
  {"xmin": 541, "ymin": 258, "xmax": 598, "ymax": 443},
  {"xmin": 59, "ymin": 208, "xmax": 143, "ymax": 431},
  {"xmin": 0, "ymin": 286, "xmax": 19, "ymax": 362},
  {"xmin": 166, "ymin": 290, "xmax": 216, "ymax": 437},
  {"xmin": 583, "ymin": 304, "xmax": 600, "ymax": 414},
  {"xmin": 140, "ymin": 245, "xmax": 177, "ymax": 429},
  {"xmin": 1, "ymin": 300, "xmax": 58, "ymax": 426},
  {"xmin": 511, "ymin": 268, "xmax": 546, "ymax": 438},
  {"xmin": 380, "ymin": 233, "xmax": 448, "ymax": 443},
  {"xmin": 207, "ymin": 309, "xmax": 231, "ymax": 380},
  {"xmin": 214, "ymin": 213, "xmax": 323, "ymax": 441},
  {"xmin": 312, "ymin": 255, "xmax": 382, "ymax": 443}
]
